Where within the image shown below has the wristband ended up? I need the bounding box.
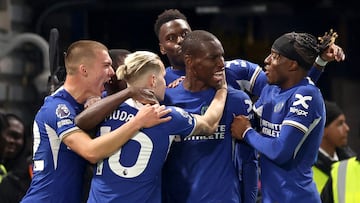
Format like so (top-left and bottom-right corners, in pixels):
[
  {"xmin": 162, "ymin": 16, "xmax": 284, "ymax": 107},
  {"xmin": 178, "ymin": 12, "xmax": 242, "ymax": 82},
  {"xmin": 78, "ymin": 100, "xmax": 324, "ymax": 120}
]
[{"xmin": 315, "ymin": 56, "xmax": 328, "ymax": 67}]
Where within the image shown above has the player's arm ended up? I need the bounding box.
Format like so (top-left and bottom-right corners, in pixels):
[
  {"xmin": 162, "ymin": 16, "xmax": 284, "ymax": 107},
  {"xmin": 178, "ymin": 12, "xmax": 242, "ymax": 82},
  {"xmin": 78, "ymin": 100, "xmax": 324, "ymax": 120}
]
[
  {"xmin": 64, "ymin": 104, "xmax": 171, "ymax": 164},
  {"xmin": 231, "ymin": 114, "xmax": 307, "ymax": 163},
  {"xmin": 75, "ymin": 86, "xmax": 157, "ymax": 130}
]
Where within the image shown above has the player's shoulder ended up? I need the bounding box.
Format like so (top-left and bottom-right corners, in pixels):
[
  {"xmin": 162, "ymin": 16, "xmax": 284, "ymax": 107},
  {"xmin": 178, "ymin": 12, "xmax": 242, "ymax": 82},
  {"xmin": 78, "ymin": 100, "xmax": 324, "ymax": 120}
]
[
  {"xmin": 291, "ymin": 83, "xmax": 324, "ymax": 109},
  {"xmin": 295, "ymin": 80, "xmax": 322, "ymax": 97},
  {"xmin": 166, "ymin": 106, "xmax": 192, "ymax": 118},
  {"xmin": 225, "ymin": 58, "xmax": 259, "ymax": 68},
  {"xmin": 227, "ymin": 86, "xmax": 251, "ymax": 100},
  {"xmin": 42, "ymin": 94, "xmax": 73, "ymax": 112}
]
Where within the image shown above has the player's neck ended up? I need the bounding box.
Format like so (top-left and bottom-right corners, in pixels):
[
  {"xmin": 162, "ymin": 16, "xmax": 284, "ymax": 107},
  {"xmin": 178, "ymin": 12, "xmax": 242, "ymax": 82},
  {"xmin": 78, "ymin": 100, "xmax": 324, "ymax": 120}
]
[{"xmin": 183, "ymin": 78, "xmax": 210, "ymax": 92}]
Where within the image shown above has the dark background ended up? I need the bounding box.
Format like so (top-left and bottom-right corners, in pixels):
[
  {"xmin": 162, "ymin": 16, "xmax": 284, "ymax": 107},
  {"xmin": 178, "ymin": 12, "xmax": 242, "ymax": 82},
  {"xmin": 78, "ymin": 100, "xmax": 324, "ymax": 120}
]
[
  {"xmin": 1, "ymin": 0, "xmax": 360, "ymax": 154},
  {"xmin": 30, "ymin": 1, "xmax": 360, "ymax": 97}
]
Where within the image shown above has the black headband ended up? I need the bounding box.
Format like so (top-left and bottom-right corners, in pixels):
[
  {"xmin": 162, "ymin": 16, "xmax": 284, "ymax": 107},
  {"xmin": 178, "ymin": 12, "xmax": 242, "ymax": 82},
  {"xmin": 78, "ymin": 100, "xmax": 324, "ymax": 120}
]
[{"xmin": 271, "ymin": 33, "xmax": 311, "ymax": 69}]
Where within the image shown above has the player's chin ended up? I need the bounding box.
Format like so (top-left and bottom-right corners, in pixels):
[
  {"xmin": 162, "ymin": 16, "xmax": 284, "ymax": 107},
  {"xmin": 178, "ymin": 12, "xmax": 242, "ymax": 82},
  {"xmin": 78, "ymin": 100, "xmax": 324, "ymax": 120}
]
[{"xmin": 211, "ymin": 80, "xmax": 223, "ymax": 90}]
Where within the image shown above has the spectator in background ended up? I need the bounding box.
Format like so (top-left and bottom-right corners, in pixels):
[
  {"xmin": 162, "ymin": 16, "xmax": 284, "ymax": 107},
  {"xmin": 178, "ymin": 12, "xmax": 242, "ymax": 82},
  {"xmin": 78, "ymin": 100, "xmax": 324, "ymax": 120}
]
[
  {"xmin": 321, "ymin": 154, "xmax": 360, "ymax": 203},
  {"xmin": 313, "ymin": 100, "xmax": 356, "ymax": 193},
  {"xmin": 0, "ymin": 112, "xmax": 8, "ymax": 182},
  {"xmin": 0, "ymin": 113, "xmax": 32, "ymax": 203}
]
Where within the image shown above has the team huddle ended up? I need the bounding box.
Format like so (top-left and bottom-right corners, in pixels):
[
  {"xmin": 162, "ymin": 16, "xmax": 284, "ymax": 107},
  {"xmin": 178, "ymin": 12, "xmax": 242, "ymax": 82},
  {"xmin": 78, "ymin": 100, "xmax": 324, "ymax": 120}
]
[{"xmin": 20, "ymin": 8, "xmax": 352, "ymax": 203}]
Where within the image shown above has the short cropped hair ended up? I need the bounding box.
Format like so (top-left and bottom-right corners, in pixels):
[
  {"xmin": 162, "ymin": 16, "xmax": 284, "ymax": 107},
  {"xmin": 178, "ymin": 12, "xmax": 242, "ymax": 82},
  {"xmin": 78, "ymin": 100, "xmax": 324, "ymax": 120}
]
[
  {"xmin": 154, "ymin": 9, "xmax": 187, "ymax": 38},
  {"xmin": 181, "ymin": 30, "xmax": 218, "ymax": 57},
  {"xmin": 64, "ymin": 40, "xmax": 108, "ymax": 75}
]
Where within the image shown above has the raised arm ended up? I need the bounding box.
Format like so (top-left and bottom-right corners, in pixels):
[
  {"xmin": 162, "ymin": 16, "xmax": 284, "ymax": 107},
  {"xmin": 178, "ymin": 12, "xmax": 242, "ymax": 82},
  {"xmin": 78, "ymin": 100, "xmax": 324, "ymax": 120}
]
[
  {"xmin": 308, "ymin": 29, "xmax": 345, "ymax": 82},
  {"xmin": 192, "ymin": 76, "xmax": 228, "ymax": 135}
]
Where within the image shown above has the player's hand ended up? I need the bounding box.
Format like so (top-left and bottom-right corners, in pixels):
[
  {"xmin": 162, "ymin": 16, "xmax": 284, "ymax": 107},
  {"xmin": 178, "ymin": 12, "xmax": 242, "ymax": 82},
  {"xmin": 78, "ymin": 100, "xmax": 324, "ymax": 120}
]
[
  {"xmin": 84, "ymin": 96, "xmax": 101, "ymax": 109},
  {"xmin": 231, "ymin": 115, "xmax": 251, "ymax": 140},
  {"xmin": 135, "ymin": 104, "xmax": 172, "ymax": 128},
  {"xmin": 320, "ymin": 43, "xmax": 345, "ymax": 62}
]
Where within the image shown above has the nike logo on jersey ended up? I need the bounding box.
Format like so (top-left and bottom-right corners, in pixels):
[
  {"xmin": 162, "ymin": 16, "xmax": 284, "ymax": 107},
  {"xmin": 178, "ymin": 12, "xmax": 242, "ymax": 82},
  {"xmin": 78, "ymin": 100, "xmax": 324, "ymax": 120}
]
[{"xmin": 293, "ymin": 94, "xmax": 312, "ymax": 109}]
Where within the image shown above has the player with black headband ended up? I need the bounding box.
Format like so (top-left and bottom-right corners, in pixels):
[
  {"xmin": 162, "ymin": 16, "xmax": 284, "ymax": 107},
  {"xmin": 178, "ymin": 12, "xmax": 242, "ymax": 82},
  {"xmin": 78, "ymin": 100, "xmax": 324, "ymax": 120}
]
[{"xmin": 231, "ymin": 31, "xmax": 344, "ymax": 203}]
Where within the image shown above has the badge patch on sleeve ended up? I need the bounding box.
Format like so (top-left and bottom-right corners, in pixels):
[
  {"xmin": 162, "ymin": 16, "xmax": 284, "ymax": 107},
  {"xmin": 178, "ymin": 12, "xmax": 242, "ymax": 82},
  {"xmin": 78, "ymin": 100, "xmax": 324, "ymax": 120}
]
[{"xmin": 56, "ymin": 104, "xmax": 70, "ymax": 118}]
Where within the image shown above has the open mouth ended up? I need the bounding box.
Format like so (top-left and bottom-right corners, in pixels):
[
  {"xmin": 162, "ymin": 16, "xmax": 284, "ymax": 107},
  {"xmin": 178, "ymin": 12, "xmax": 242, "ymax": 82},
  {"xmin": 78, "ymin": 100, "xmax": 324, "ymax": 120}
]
[{"xmin": 213, "ymin": 70, "xmax": 224, "ymax": 81}]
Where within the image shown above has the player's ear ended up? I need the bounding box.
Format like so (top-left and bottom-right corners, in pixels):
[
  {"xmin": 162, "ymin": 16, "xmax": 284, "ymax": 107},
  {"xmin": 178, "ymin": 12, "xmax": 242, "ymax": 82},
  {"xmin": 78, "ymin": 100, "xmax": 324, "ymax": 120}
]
[
  {"xmin": 159, "ymin": 43, "xmax": 166, "ymax": 55},
  {"xmin": 184, "ymin": 54, "xmax": 192, "ymax": 66},
  {"xmin": 80, "ymin": 64, "xmax": 88, "ymax": 76},
  {"xmin": 148, "ymin": 73, "xmax": 157, "ymax": 88},
  {"xmin": 288, "ymin": 60, "xmax": 298, "ymax": 71}
]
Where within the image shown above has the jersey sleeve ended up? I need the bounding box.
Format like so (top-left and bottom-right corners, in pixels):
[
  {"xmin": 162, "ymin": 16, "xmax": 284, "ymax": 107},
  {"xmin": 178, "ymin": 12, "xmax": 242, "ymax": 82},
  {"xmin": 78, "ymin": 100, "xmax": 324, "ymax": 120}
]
[
  {"xmin": 161, "ymin": 106, "xmax": 197, "ymax": 139},
  {"xmin": 51, "ymin": 100, "xmax": 81, "ymax": 140},
  {"xmin": 226, "ymin": 87, "xmax": 253, "ymax": 117},
  {"xmin": 225, "ymin": 59, "xmax": 267, "ymax": 97},
  {"xmin": 307, "ymin": 65, "xmax": 323, "ymax": 83},
  {"xmin": 228, "ymin": 88, "xmax": 258, "ymax": 202}
]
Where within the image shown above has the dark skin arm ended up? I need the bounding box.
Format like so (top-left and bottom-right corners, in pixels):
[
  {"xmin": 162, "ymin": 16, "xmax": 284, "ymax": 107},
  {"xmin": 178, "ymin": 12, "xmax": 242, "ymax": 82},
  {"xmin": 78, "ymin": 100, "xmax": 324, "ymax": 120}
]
[
  {"xmin": 313, "ymin": 43, "xmax": 345, "ymax": 71},
  {"xmin": 75, "ymin": 86, "xmax": 157, "ymax": 131}
]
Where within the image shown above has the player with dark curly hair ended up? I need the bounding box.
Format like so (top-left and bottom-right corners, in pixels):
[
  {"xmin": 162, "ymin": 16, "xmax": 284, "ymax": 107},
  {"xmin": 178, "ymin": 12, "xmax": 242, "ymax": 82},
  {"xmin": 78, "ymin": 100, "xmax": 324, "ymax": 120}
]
[{"xmin": 231, "ymin": 31, "xmax": 342, "ymax": 203}]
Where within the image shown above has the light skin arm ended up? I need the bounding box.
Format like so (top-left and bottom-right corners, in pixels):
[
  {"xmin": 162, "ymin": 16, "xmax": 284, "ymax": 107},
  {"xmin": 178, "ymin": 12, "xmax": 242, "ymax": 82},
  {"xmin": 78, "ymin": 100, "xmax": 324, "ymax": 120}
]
[
  {"xmin": 75, "ymin": 86, "xmax": 157, "ymax": 130},
  {"xmin": 64, "ymin": 104, "xmax": 171, "ymax": 164}
]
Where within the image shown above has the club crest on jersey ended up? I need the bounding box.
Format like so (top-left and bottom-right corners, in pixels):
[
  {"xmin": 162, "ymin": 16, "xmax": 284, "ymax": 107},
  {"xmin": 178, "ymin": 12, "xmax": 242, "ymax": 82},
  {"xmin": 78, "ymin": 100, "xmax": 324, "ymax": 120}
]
[
  {"xmin": 274, "ymin": 102, "xmax": 284, "ymax": 113},
  {"xmin": 56, "ymin": 104, "xmax": 70, "ymax": 118},
  {"xmin": 293, "ymin": 94, "xmax": 312, "ymax": 109}
]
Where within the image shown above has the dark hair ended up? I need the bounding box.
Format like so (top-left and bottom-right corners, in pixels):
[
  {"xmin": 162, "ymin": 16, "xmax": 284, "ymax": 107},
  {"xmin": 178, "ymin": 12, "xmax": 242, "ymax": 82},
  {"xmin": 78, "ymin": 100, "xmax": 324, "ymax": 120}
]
[
  {"xmin": 5, "ymin": 113, "xmax": 24, "ymax": 126},
  {"xmin": 181, "ymin": 30, "xmax": 218, "ymax": 56},
  {"xmin": 324, "ymin": 100, "xmax": 343, "ymax": 127},
  {"xmin": 0, "ymin": 112, "xmax": 8, "ymax": 133},
  {"xmin": 109, "ymin": 49, "xmax": 131, "ymax": 71},
  {"xmin": 154, "ymin": 9, "xmax": 187, "ymax": 38}
]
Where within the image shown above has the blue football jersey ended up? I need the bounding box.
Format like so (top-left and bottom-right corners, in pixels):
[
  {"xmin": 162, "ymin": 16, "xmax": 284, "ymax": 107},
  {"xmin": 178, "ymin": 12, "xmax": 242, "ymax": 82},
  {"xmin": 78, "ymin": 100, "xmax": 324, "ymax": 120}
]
[
  {"xmin": 224, "ymin": 59, "xmax": 267, "ymax": 97},
  {"xmin": 87, "ymin": 99, "xmax": 196, "ymax": 203},
  {"xmin": 165, "ymin": 66, "xmax": 186, "ymax": 85},
  {"xmin": 165, "ymin": 58, "xmax": 322, "ymax": 96},
  {"xmin": 162, "ymin": 85, "xmax": 256, "ymax": 203},
  {"xmin": 245, "ymin": 78, "xmax": 325, "ymax": 203},
  {"xmin": 21, "ymin": 87, "xmax": 86, "ymax": 203}
]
